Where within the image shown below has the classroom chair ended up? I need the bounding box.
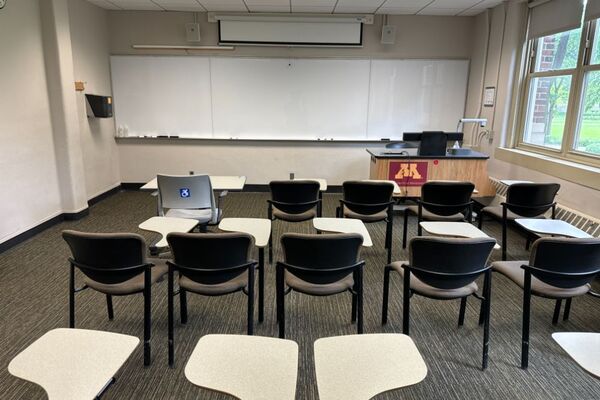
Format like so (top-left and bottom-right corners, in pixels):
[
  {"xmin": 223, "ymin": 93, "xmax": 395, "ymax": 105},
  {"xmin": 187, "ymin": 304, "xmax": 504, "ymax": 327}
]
[
  {"xmin": 157, "ymin": 174, "xmax": 223, "ymax": 232},
  {"xmin": 491, "ymin": 237, "xmax": 600, "ymax": 369},
  {"xmin": 402, "ymin": 181, "xmax": 475, "ymax": 249},
  {"xmin": 268, "ymin": 180, "xmax": 321, "ymax": 263},
  {"xmin": 478, "ymin": 182, "xmax": 559, "ymax": 260},
  {"xmin": 382, "ymin": 237, "xmax": 496, "ymax": 370},
  {"xmin": 336, "ymin": 181, "xmax": 395, "ymax": 263},
  {"xmin": 276, "ymin": 233, "xmax": 365, "ymax": 338},
  {"xmin": 62, "ymin": 230, "xmax": 168, "ymax": 366},
  {"xmin": 166, "ymin": 232, "xmax": 257, "ymax": 367}
]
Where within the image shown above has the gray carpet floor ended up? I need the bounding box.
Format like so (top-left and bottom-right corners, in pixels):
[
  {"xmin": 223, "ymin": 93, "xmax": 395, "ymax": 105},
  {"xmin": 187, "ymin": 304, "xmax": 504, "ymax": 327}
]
[{"xmin": 0, "ymin": 190, "xmax": 598, "ymax": 399}]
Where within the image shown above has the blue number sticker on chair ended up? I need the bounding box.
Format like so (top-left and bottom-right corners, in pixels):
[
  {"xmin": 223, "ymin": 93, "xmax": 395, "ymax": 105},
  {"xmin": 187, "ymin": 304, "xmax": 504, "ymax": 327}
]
[{"xmin": 180, "ymin": 188, "xmax": 191, "ymax": 198}]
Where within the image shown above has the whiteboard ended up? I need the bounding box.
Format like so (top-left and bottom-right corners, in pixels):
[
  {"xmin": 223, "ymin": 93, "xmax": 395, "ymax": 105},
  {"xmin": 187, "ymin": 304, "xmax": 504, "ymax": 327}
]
[
  {"xmin": 110, "ymin": 56, "xmax": 213, "ymax": 138},
  {"xmin": 211, "ymin": 58, "xmax": 370, "ymax": 139},
  {"xmin": 367, "ymin": 59, "xmax": 469, "ymax": 138},
  {"xmin": 110, "ymin": 56, "xmax": 469, "ymax": 141}
]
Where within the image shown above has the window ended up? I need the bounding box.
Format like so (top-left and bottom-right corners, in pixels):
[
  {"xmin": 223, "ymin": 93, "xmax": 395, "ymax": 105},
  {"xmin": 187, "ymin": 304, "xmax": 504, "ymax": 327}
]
[{"xmin": 517, "ymin": 19, "xmax": 600, "ymax": 164}]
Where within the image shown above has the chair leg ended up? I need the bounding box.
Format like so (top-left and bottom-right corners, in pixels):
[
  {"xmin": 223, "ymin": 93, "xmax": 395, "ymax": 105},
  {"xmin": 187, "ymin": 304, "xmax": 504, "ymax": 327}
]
[
  {"xmin": 336, "ymin": 206, "xmax": 341, "ymax": 218},
  {"xmin": 351, "ymin": 293, "xmax": 357, "ymax": 323},
  {"xmin": 180, "ymin": 289, "xmax": 188, "ymax": 325},
  {"xmin": 357, "ymin": 269, "xmax": 364, "ymax": 334},
  {"xmin": 143, "ymin": 269, "xmax": 152, "ymax": 366},
  {"xmin": 168, "ymin": 267, "xmax": 174, "ymax": 367},
  {"xmin": 458, "ymin": 297, "xmax": 467, "ymax": 327},
  {"xmin": 199, "ymin": 224, "xmax": 207, "ymax": 233},
  {"xmin": 386, "ymin": 209, "xmax": 393, "ymax": 264},
  {"xmin": 268, "ymin": 226, "xmax": 273, "ymax": 264},
  {"xmin": 276, "ymin": 265, "xmax": 285, "ymax": 338},
  {"xmin": 402, "ymin": 211, "xmax": 409, "ymax": 249},
  {"xmin": 525, "ymin": 236, "xmax": 531, "ymax": 251},
  {"xmin": 563, "ymin": 298, "xmax": 572, "ymax": 321},
  {"xmin": 402, "ymin": 270, "xmax": 411, "ymax": 335},
  {"xmin": 247, "ymin": 267, "xmax": 255, "ymax": 336},
  {"xmin": 482, "ymin": 270, "xmax": 492, "ymax": 370},
  {"xmin": 69, "ymin": 263, "xmax": 75, "ymax": 328},
  {"xmin": 258, "ymin": 248, "xmax": 265, "ymax": 323},
  {"xmin": 521, "ymin": 273, "xmax": 532, "ymax": 369},
  {"xmin": 382, "ymin": 266, "xmax": 392, "ymax": 325},
  {"xmin": 552, "ymin": 299, "xmax": 562, "ymax": 325},
  {"xmin": 106, "ymin": 295, "xmax": 114, "ymax": 320},
  {"xmin": 501, "ymin": 212, "xmax": 508, "ymax": 261},
  {"xmin": 478, "ymin": 211, "xmax": 484, "ymax": 230}
]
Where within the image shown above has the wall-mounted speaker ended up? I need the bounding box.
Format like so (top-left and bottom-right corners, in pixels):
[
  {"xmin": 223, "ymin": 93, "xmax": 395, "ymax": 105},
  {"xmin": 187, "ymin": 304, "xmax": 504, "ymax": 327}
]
[
  {"xmin": 381, "ymin": 24, "xmax": 396, "ymax": 45},
  {"xmin": 186, "ymin": 23, "xmax": 201, "ymax": 42}
]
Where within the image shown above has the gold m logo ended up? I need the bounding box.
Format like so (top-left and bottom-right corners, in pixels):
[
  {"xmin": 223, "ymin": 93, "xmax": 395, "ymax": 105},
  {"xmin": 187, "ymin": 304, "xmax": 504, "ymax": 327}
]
[{"xmin": 395, "ymin": 163, "xmax": 422, "ymax": 179}]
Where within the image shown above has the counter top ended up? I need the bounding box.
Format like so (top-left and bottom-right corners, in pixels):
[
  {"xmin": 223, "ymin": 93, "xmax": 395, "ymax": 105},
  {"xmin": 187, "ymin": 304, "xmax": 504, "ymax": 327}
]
[{"xmin": 367, "ymin": 148, "xmax": 489, "ymax": 159}]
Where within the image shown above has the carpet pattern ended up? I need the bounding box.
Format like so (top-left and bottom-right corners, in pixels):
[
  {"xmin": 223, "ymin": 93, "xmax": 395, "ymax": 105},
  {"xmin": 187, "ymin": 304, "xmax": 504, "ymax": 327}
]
[{"xmin": 0, "ymin": 191, "xmax": 598, "ymax": 399}]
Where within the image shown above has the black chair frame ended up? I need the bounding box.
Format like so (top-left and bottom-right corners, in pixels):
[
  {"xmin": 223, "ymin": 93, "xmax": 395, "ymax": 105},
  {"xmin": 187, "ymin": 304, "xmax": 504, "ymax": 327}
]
[
  {"xmin": 275, "ymin": 261, "xmax": 365, "ymax": 339},
  {"xmin": 478, "ymin": 201, "xmax": 557, "ymax": 261},
  {"xmin": 337, "ymin": 199, "xmax": 395, "ymax": 263},
  {"xmin": 520, "ymin": 264, "xmax": 599, "ymax": 369},
  {"xmin": 268, "ymin": 198, "xmax": 322, "ymax": 263},
  {"xmin": 382, "ymin": 263, "xmax": 493, "ymax": 370},
  {"xmin": 68, "ymin": 259, "xmax": 155, "ymax": 366},
  {"xmin": 166, "ymin": 261, "xmax": 257, "ymax": 367},
  {"xmin": 402, "ymin": 199, "xmax": 474, "ymax": 249}
]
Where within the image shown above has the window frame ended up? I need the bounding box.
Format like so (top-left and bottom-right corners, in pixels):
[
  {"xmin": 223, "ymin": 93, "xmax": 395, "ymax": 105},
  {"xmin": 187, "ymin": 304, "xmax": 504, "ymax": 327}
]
[{"xmin": 516, "ymin": 20, "xmax": 600, "ymax": 166}]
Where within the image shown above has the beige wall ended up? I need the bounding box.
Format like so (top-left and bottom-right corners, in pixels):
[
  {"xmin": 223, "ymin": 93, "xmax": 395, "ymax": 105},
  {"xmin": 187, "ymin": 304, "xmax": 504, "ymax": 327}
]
[
  {"xmin": 68, "ymin": 0, "xmax": 120, "ymax": 198},
  {"xmin": 110, "ymin": 11, "xmax": 478, "ymax": 185},
  {"xmin": 0, "ymin": 0, "xmax": 62, "ymax": 242}
]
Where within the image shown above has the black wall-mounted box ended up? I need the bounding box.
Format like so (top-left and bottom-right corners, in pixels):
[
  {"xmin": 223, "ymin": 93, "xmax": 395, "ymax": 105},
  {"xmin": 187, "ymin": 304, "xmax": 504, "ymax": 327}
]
[{"xmin": 85, "ymin": 94, "xmax": 113, "ymax": 118}]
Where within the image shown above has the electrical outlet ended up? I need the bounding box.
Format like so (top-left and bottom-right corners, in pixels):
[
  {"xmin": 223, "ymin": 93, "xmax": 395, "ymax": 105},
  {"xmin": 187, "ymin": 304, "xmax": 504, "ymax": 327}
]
[{"xmin": 289, "ymin": 172, "xmax": 295, "ymax": 180}]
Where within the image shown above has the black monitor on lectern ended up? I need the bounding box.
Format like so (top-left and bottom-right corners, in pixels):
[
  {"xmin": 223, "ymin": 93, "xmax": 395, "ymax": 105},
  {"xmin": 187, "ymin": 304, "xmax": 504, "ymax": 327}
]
[{"xmin": 403, "ymin": 131, "xmax": 464, "ymax": 156}]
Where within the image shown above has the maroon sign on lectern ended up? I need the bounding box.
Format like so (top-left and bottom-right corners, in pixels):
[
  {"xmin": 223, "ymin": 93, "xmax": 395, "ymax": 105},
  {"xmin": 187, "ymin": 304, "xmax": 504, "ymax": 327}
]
[{"xmin": 388, "ymin": 161, "xmax": 429, "ymax": 186}]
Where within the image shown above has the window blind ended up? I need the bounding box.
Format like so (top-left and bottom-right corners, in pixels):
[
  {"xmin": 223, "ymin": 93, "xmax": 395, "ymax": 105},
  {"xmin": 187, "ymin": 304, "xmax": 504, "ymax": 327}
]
[{"xmin": 528, "ymin": 0, "xmax": 584, "ymax": 39}]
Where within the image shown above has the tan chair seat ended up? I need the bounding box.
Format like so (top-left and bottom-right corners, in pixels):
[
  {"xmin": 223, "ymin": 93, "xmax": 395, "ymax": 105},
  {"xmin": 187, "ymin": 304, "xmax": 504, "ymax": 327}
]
[
  {"xmin": 179, "ymin": 271, "xmax": 248, "ymax": 296},
  {"xmin": 84, "ymin": 259, "xmax": 168, "ymax": 295},
  {"xmin": 285, "ymin": 271, "xmax": 354, "ymax": 296},
  {"xmin": 273, "ymin": 207, "xmax": 316, "ymax": 222},
  {"xmin": 166, "ymin": 208, "xmax": 221, "ymax": 224},
  {"xmin": 343, "ymin": 208, "xmax": 387, "ymax": 222},
  {"xmin": 389, "ymin": 261, "xmax": 478, "ymax": 299},
  {"xmin": 406, "ymin": 205, "xmax": 465, "ymax": 221},
  {"xmin": 492, "ymin": 261, "xmax": 591, "ymax": 298},
  {"xmin": 481, "ymin": 206, "xmax": 546, "ymax": 221}
]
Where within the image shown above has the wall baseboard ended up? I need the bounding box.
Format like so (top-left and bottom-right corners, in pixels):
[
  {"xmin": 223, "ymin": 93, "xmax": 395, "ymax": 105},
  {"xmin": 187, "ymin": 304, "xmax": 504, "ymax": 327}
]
[{"xmin": 0, "ymin": 185, "xmax": 123, "ymax": 254}]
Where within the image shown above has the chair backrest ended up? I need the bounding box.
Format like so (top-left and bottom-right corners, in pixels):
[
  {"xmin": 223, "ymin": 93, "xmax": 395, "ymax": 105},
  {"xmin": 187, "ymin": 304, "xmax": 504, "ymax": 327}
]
[
  {"xmin": 62, "ymin": 230, "xmax": 148, "ymax": 284},
  {"xmin": 281, "ymin": 233, "xmax": 363, "ymax": 285},
  {"xmin": 505, "ymin": 183, "xmax": 560, "ymax": 217},
  {"xmin": 408, "ymin": 237, "xmax": 495, "ymax": 290},
  {"xmin": 529, "ymin": 238, "xmax": 600, "ymax": 289},
  {"xmin": 269, "ymin": 180, "xmax": 320, "ymax": 214},
  {"xmin": 167, "ymin": 232, "xmax": 254, "ymax": 285},
  {"xmin": 342, "ymin": 181, "xmax": 394, "ymax": 215},
  {"xmin": 157, "ymin": 174, "xmax": 216, "ymax": 212},
  {"xmin": 420, "ymin": 181, "xmax": 474, "ymax": 216},
  {"xmin": 418, "ymin": 131, "xmax": 447, "ymax": 156}
]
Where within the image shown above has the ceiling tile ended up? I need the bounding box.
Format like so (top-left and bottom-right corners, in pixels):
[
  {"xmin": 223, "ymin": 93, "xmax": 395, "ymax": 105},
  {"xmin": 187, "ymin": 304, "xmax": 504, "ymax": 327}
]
[
  {"xmin": 153, "ymin": 0, "xmax": 206, "ymax": 11},
  {"xmin": 376, "ymin": 6, "xmax": 422, "ymax": 15},
  {"xmin": 333, "ymin": 0, "xmax": 384, "ymax": 14},
  {"xmin": 427, "ymin": 0, "xmax": 481, "ymax": 8},
  {"xmin": 85, "ymin": 0, "xmax": 123, "ymax": 10},
  {"xmin": 245, "ymin": 0, "xmax": 290, "ymax": 12},
  {"xmin": 291, "ymin": 0, "xmax": 336, "ymax": 13},
  {"xmin": 109, "ymin": 0, "xmax": 163, "ymax": 10},
  {"xmin": 196, "ymin": 0, "xmax": 248, "ymax": 12},
  {"xmin": 380, "ymin": 0, "xmax": 433, "ymax": 8},
  {"xmin": 417, "ymin": 7, "xmax": 465, "ymax": 15},
  {"xmin": 458, "ymin": 7, "xmax": 486, "ymax": 16}
]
